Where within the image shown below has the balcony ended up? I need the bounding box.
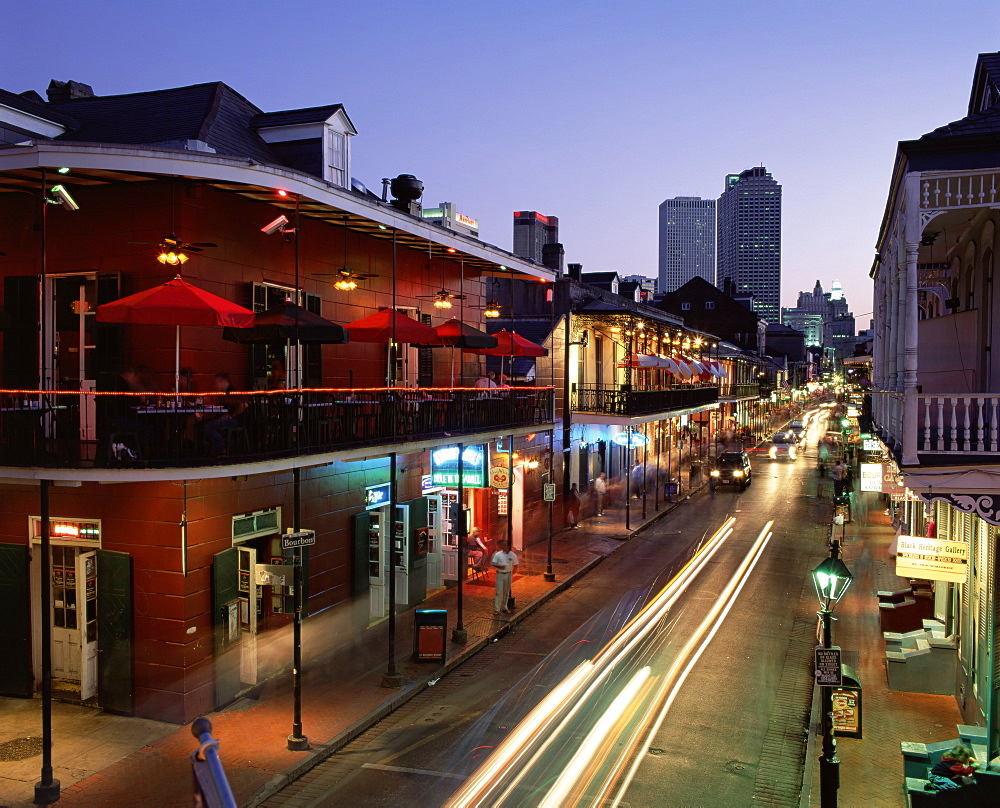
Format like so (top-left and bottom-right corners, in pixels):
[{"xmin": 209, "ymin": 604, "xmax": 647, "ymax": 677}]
[
  {"xmin": 874, "ymin": 392, "xmax": 1000, "ymax": 462},
  {"xmin": 0, "ymin": 387, "xmax": 554, "ymax": 473},
  {"xmin": 718, "ymin": 383, "xmax": 761, "ymax": 401},
  {"xmin": 571, "ymin": 384, "xmax": 718, "ymax": 420}
]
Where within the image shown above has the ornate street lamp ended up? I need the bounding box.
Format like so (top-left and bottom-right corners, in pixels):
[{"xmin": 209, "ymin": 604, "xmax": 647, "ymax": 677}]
[{"xmin": 811, "ymin": 542, "xmax": 853, "ymax": 808}]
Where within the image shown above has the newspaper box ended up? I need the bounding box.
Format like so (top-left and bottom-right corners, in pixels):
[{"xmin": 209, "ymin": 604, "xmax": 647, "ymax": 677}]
[{"xmin": 413, "ymin": 609, "xmax": 448, "ymax": 662}]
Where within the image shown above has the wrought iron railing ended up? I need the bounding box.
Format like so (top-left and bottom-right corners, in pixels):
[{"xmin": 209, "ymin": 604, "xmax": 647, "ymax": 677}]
[
  {"xmin": 718, "ymin": 383, "xmax": 761, "ymax": 400},
  {"xmin": 0, "ymin": 387, "xmax": 555, "ymax": 469},
  {"xmin": 571, "ymin": 384, "xmax": 718, "ymax": 417}
]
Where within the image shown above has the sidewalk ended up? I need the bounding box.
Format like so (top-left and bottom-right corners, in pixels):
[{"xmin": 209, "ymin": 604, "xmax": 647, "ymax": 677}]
[
  {"xmin": 0, "ymin": 489, "xmax": 693, "ymax": 808},
  {"xmin": 804, "ymin": 489, "xmax": 964, "ymax": 807}
]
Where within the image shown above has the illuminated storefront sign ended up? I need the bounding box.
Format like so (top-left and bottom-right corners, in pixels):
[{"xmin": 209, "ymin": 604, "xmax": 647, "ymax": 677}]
[
  {"xmin": 431, "ymin": 445, "xmax": 486, "ymax": 487},
  {"xmin": 862, "ymin": 438, "xmax": 881, "ymax": 453},
  {"xmin": 896, "ymin": 536, "xmax": 970, "ymax": 583},
  {"xmin": 31, "ymin": 517, "xmax": 101, "ymax": 545},
  {"xmin": 455, "ymin": 212, "xmax": 478, "ymax": 229},
  {"xmin": 859, "ymin": 463, "xmax": 883, "ymax": 492},
  {"xmin": 365, "ymin": 483, "xmax": 391, "ymax": 510},
  {"xmin": 612, "ymin": 431, "xmax": 649, "ymax": 448}
]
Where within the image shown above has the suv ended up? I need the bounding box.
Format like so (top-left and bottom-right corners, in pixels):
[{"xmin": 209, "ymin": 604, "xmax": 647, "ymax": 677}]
[{"xmin": 711, "ymin": 451, "xmax": 752, "ymax": 490}]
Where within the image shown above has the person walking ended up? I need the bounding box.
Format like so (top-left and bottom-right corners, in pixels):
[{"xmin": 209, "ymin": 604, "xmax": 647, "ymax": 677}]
[
  {"xmin": 832, "ymin": 460, "xmax": 846, "ymax": 497},
  {"xmin": 491, "ymin": 539, "xmax": 518, "ymax": 615},
  {"xmin": 566, "ymin": 483, "xmax": 581, "ymax": 529},
  {"xmin": 593, "ymin": 473, "xmax": 608, "ymax": 516}
]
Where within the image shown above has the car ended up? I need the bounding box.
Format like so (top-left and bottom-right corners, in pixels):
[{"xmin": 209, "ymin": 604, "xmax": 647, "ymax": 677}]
[
  {"xmin": 711, "ymin": 451, "xmax": 752, "ymax": 490},
  {"xmin": 788, "ymin": 420, "xmax": 805, "ymax": 438},
  {"xmin": 768, "ymin": 431, "xmax": 799, "ymax": 460}
]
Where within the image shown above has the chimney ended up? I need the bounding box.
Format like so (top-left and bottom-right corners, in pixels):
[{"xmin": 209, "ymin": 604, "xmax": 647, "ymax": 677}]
[
  {"xmin": 541, "ymin": 243, "xmax": 564, "ymax": 274},
  {"xmin": 46, "ymin": 79, "xmax": 95, "ymax": 103},
  {"xmin": 567, "ymin": 263, "xmax": 582, "ymax": 281}
]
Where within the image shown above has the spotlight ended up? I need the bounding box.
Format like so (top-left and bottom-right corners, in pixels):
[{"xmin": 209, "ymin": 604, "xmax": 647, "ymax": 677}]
[
  {"xmin": 277, "ymin": 190, "xmax": 288, "ymax": 197},
  {"xmin": 48, "ymin": 184, "xmax": 79, "ymax": 211},
  {"xmin": 57, "ymin": 167, "xmax": 70, "ymax": 174},
  {"xmin": 261, "ymin": 215, "xmax": 290, "ymax": 235}
]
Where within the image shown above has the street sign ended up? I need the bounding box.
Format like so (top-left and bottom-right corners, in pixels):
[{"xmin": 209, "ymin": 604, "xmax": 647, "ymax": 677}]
[
  {"xmin": 281, "ymin": 530, "xmax": 316, "ymax": 550},
  {"xmin": 543, "ymin": 483, "xmax": 556, "ymax": 502},
  {"xmin": 489, "ymin": 466, "xmax": 510, "ymax": 489},
  {"xmin": 815, "ymin": 646, "xmax": 843, "ymax": 686},
  {"xmin": 895, "ymin": 535, "xmax": 969, "ymax": 583}
]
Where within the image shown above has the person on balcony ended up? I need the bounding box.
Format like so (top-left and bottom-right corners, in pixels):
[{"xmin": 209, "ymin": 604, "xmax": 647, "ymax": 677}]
[
  {"xmin": 474, "ymin": 371, "xmax": 498, "ymax": 389},
  {"xmin": 202, "ymin": 373, "xmax": 248, "ymax": 456}
]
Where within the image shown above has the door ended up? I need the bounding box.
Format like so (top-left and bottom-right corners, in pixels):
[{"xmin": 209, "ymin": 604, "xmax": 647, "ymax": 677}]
[
  {"xmin": 426, "ymin": 496, "xmax": 443, "ymax": 590},
  {"xmin": 238, "ymin": 546, "xmax": 258, "ymax": 685},
  {"xmin": 0, "ymin": 543, "xmax": 31, "ymax": 697},
  {"xmin": 393, "ymin": 504, "xmax": 409, "ymax": 610},
  {"xmin": 512, "ymin": 466, "xmax": 525, "ymax": 552},
  {"xmin": 96, "ymin": 549, "xmax": 133, "ymax": 713},
  {"xmin": 212, "ymin": 547, "xmax": 240, "ymax": 707},
  {"xmin": 77, "ymin": 551, "xmax": 98, "ymax": 700},
  {"xmin": 49, "ymin": 545, "xmax": 96, "ymax": 698},
  {"xmin": 368, "ymin": 509, "xmax": 387, "ymax": 621}
]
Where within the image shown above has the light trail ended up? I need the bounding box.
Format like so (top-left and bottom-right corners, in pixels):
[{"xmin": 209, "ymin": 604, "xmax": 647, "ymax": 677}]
[
  {"xmin": 445, "ymin": 517, "xmax": 738, "ymax": 808},
  {"xmin": 603, "ymin": 520, "xmax": 775, "ymax": 807}
]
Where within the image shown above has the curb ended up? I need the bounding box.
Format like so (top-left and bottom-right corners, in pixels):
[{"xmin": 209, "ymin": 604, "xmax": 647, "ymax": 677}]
[{"xmin": 246, "ymin": 492, "xmax": 697, "ymax": 806}]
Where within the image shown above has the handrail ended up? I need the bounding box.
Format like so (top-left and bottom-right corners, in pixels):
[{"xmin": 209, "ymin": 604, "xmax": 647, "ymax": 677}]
[{"xmin": 190, "ymin": 717, "xmax": 237, "ymax": 808}]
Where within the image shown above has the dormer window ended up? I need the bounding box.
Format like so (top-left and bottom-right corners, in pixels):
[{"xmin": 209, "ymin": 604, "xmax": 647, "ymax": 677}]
[
  {"xmin": 681, "ymin": 302, "xmax": 691, "ymax": 311},
  {"xmin": 327, "ymin": 129, "xmax": 347, "ymax": 188}
]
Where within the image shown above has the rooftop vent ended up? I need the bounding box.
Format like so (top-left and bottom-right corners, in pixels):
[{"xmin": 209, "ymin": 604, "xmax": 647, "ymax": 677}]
[
  {"xmin": 46, "ymin": 79, "xmax": 96, "ymax": 103},
  {"xmin": 387, "ymin": 174, "xmax": 423, "ymax": 216}
]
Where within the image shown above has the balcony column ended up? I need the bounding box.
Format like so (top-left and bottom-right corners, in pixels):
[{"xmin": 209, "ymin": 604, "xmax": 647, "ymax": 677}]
[{"xmin": 901, "ymin": 174, "xmax": 922, "ymax": 465}]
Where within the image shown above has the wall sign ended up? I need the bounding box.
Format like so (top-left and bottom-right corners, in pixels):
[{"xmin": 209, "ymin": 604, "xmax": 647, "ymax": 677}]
[
  {"xmin": 612, "ymin": 431, "xmax": 649, "ymax": 447},
  {"xmin": 489, "ymin": 466, "xmax": 510, "ymax": 489},
  {"xmin": 497, "ymin": 490, "xmax": 509, "ymax": 516},
  {"xmin": 859, "ymin": 463, "xmax": 883, "ymax": 492},
  {"xmin": 895, "ymin": 535, "xmax": 970, "ymax": 583},
  {"xmin": 862, "ymin": 438, "xmax": 881, "ymax": 453},
  {"xmin": 833, "ymin": 687, "xmax": 862, "ymax": 738},
  {"xmin": 365, "ymin": 483, "xmax": 392, "ymax": 510},
  {"xmin": 431, "ymin": 445, "xmax": 486, "ymax": 487},
  {"xmin": 815, "ymin": 647, "xmax": 843, "ymax": 686}
]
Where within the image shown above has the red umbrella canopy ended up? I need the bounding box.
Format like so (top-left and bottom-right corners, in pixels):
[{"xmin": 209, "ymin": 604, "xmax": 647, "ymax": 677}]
[
  {"xmin": 343, "ymin": 308, "xmax": 439, "ymax": 343},
  {"xmin": 468, "ymin": 329, "xmax": 547, "ymax": 357},
  {"xmin": 96, "ymin": 276, "xmax": 255, "ymax": 327},
  {"xmin": 427, "ymin": 318, "xmax": 498, "ymax": 350}
]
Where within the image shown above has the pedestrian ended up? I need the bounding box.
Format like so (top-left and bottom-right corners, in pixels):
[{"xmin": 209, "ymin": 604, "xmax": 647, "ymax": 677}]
[
  {"xmin": 566, "ymin": 483, "xmax": 581, "ymax": 528},
  {"xmin": 464, "ymin": 526, "xmax": 488, "ymax": 570},
  {"xmin": 928, "ymin": 745, "xmax": 977, "ymax": 791},
  {"xmin": 491, "ymin": 539, "xmax": 518, "ymax": 615},
  {"xmin": 832, "ymin": 460, "xmax": 846, "ymax": 497},
  {"xmin": 593, "ymin": 472, "xmax": 608, "ymax": 516}
]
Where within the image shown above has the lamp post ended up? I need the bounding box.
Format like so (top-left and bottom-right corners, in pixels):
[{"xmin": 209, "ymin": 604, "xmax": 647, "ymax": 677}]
[{"xmin": 811, "ymin": 540, "xmax": 854, "ymax": 808}]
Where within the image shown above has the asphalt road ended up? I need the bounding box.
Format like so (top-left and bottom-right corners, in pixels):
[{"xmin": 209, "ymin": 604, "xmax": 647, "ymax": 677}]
[{"xmin": 267, "ymin": 418, "xmax": 835, "ymax": 808}]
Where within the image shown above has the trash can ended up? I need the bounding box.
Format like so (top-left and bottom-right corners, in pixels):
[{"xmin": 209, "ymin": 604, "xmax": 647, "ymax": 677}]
[
  {"xmin": 413, "ymin": 609, "xmax": 448, "ymax": 662},
  {"xmin": 665, "ymin": 478, "xmax": 679, "ymax": 500},
  {"xmin": 689, "ymin": 461, "xmax": 702, "ymax": 481}
]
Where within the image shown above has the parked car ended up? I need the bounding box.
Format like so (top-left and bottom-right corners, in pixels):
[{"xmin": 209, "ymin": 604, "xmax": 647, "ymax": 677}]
[
  {"xmin": 711, "ymin": 451, "xmax": 752, "ymax": 490},
  {"xmin": 768, "ymin": 431, "xmax": 799, "ymax": 460}
]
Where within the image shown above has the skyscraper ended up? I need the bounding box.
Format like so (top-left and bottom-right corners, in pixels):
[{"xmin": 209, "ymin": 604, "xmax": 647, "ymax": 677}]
[
  {"xmin": 716, "ymin": 166, "xmax": 782, "ymax": 322},
  {"xmin": 657, "ymin": 197, "xmax": 716, "ymax": 293},
  {"xmin": 513, "ymin": 211, "xmax": 559, "ymax": 263}
]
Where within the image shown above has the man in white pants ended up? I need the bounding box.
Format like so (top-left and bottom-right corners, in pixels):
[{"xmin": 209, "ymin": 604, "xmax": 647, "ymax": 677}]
[{"xmin": 491, "ymin": 539, "xmax": 518, "ymax": 615}]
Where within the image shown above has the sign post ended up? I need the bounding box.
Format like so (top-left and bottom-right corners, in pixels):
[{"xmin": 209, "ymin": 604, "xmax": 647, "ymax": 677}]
[
  {"xmin": 815, "ymin": 646, "xmax": 843, "ymax": 686},
  {"xmin": 280, "ymin": 530, "xmax": 316, "ymax": 550}
]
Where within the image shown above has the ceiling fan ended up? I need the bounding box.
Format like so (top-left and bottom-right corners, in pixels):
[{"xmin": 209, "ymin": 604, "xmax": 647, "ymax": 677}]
[
  {"xmin": 417, "ymin": 288, "xmax": 469, "ymax": 310},
  {"xmin": 313, "ymin": 216, "xmax": 377, "ymax": 290},
  {"xmin": 128, "ymin": 234, "xmax": 218, "ymax": 265}
]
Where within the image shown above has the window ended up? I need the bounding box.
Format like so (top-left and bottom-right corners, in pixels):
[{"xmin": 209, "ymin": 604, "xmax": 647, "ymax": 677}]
[
  {"xmin": 328, "ymin": 131, "xmax": 347, "ymax": 188},
  {"xmin": 705, "ymin": 301, "xmax": 715, "ymax": 310},
  {"xmin": 681, "ymin": 302, "xmax": 691, "ymax": 311}
]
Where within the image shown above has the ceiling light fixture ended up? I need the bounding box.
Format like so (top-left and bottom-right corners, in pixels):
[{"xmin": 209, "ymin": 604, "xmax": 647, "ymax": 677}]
[
  {"xmin": 158, "ymin": 250, "xmax": 188, "ymax": 265},
  {"xmin": 484, "ymin": 301, "xmax": 502, "ymax": 318}
]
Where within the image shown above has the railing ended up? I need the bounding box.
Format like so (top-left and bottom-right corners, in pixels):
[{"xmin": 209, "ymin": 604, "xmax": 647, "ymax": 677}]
[
  {"xmin": 718, "ymin": 383, "xmax": 761, "ymax": 400},
  {"xmin": 0, "ymin": 387, "xmax": 555, "ymax": 469},
  {"xmin": 571, "ymin": 384, "xmax": 718, "ymax": 417},
  {"xmin": 921, "ymin": 170, "xmax": 1000, "ymax": 211},
  {"xmin": 917, "ymin": 394, "xmax": 1000, "ymax": 454}
]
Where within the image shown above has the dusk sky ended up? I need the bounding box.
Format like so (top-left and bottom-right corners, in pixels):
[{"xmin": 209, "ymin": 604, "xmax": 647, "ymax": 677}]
[{"xmin": 6, "ymin": 1, "xmax": 1000, "ymax": 319}]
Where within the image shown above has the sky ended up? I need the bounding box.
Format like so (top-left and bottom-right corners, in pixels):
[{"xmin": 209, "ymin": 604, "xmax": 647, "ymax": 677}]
[{"xmin": 5, "ymin": 1, "xmax": 1000, "ymax": 318}]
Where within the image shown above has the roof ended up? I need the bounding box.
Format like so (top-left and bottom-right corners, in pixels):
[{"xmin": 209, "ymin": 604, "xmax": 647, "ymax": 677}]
[
  {"xmin": 48, "ymin": 82, "xmax": 276, "ymax": 163},
  {"xmin": 918, "ymin": 105, "xmax": 1000, "ymax": 141},
  {"xmin": 0, "ymin": 88, "xmax": 77, "ymax": 127},
  {"xmin": 969, "ymin": 52, "xmax": 1000, "ymax": 115},
  {"xmin": 252, "ymin": 104, "xmax": 355, "ymax": 132},
  {"xmin": 766, "ymin": 322, "xmax": 804, "ymax": 335},
  {"xmin": 580, "ymin": 272, "xmax": 619, "ymax": 282}
]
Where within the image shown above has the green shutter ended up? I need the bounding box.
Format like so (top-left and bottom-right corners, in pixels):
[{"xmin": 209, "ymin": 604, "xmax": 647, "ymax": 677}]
[
  {"xmin": 352, "ymin": 513, "xmax": 371, "ymax": 599},
  {"xmin": 212, "ymin": 548, "xmax": 240, "ymax": 707},
  {"xmin": 96, "ymin": 550, "xmax": 133, "ymax": 714},
  {"xmin": 0, "ymin": 543, "xmax": 31, "ymax": 697}
]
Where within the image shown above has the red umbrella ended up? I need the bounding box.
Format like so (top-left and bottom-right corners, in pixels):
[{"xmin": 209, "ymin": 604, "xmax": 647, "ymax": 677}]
[
  {"xmin": 467, "ymin": 330, "xmax": 547, "ymax": 357},
  {"xmin": 343, "ymin": 309, "xmax": 439, "ymax": 344},
  {"xmin": 96, "ymin": 275, "xmax": 255, "ymax": 393},
  {"xmin": 426, "ymin": 318, "xmax": 498, "ymax": 350}
]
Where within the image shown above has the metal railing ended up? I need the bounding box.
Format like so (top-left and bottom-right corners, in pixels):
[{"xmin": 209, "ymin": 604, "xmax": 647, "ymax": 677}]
[
  {"xmin": 0, "ymin": 386, "xmax": 555, "ymax": 469},
  {"xmin": 571, "ymin": 384, "xmax": 718, "ymax": 417},
  {"xmin": 718, "ymin": 383, "xmax": 761, "ymax": 400}
]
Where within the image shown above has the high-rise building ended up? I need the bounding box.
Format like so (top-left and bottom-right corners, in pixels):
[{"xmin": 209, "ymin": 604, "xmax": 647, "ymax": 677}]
[
  {"xmin": 716, "ymin": 167, "xmax": 782, "ymax": 322},
  {"xmin": 513, "ymin": 211, "xmax": 559, "ymax": 263},
  {"xmin": 781, "ymin": 279, "xmax": 856, "ymax": 356},
  {"xmin": 658, "ymin": 197, "xmax": 716, "ymax": 293}
]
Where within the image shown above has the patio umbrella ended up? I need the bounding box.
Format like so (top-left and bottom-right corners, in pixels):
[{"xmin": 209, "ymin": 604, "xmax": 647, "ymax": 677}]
[
  {"xmin": 96, "ymin": 275, "xmax": 255, "ymax": 394},
  {"xmin": 343, "ymin": 308, "xmax": 438, "ymax": 344},
  {"xmin": 222, "ymin": 301, "xmax": 349, "ymax": 345},
  {"xmin": 467, "ymin": 330, "xmax": 547, "ymax": 357},
  {"xmin": 418, "ymin": 319, "xmax": 498, "ymax": 386}
]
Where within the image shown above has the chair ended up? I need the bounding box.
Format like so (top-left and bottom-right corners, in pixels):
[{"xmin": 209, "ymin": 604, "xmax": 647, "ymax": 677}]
[
  {"xmin": 108, "ymin": 430, "xmax": 142, "ymax": 463},
  {"xmin": 222, "ymin": 425, "xmax": 250, "ymax": 456}
]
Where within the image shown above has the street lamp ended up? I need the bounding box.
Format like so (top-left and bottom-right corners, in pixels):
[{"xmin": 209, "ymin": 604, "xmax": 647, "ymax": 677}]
[{"xmin": 811, "ymin": 541, "xmax": 853, "ymax": 808}]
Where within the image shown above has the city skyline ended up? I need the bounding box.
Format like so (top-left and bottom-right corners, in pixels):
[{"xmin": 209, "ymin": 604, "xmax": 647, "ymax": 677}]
[
  {"xmin": 658, "ymin": 196, "xmax": 715, "ymax": 294},
  {"xmin": 4, "ymin": 3, "xmax": 1000, "ymax": 312}
]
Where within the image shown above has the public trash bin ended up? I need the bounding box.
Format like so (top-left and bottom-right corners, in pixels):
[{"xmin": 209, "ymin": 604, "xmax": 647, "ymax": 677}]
[
  {"xmin": 665, "ymin": 478, "xmax": 679, "ymax": 500},
  {"xmin": 690, "ymin": 461, "xmax": 702, "ymax": 481},
  {"xmin": 413, "ymin": 609, "xmax": 448, "ymax": 662}
]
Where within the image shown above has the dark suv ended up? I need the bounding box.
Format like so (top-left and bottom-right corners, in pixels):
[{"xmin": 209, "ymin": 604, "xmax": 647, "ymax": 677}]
[{"xmin": 711, "ymin": 451, "xmax": 752, "ymax": 490}]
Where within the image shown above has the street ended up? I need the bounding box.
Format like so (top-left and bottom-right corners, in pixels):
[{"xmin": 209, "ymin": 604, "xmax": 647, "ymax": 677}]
[{"xmin": 267, "ymin": 417, "xmax": 835, "ymax": 807}]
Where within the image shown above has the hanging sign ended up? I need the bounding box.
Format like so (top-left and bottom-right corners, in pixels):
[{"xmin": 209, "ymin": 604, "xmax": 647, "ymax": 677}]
[
  {"xmin": 612, "ymin": 431, "xmax": 649, "ymax": 448},
  {"xmin": 859, "ymin": 463, "xmax": 883, "ymax": 492},
  {"xmin": 497, "ymin": 490, "xmax": 509, "ymax": 515},
  {"xmin": 895, "ymin": 536, "xmax": 969, "ymax": 583},
  {"xmin": 365, "ymin": 483, "xmax": 392, "ymax": 510},
  {"xmin": 543, "ymin": 483, "xmax": 556, "ymax": 502},
  {"xmin": 489, "ymin": 466, "xmax": 511, "ymax": 489},
  {"xmin": 431, "ymin": 445, "xmax": 486, "ymax": 487},
  {"xmin": 882, "ymin": 471, "xmax": 904, "ymax": 497},
  {"xmin": 862, "ymin": 438, "xmax": 881, "ymax": 453}
]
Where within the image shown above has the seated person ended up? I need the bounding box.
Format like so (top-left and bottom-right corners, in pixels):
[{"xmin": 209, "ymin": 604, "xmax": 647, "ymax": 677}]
[
  {"xmin": 464, "ymin": 526, "xmax": 489, "ymax": 570},
  {"xmin": 929, "ymin": 745, "xmax": 977, "ymax": 791},
  {"xmin": 202, "ymin": 373, "xmax": 248, "ymax": 455}
]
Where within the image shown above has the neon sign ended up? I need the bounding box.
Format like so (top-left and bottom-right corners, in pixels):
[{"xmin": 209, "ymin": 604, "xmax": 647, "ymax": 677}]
[{"xmin": 431, "ymin": 445, "xmax": 486, "ymax": 487}]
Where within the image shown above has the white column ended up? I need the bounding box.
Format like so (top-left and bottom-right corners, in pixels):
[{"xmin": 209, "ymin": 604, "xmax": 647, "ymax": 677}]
[{"xmin": 902, "ymin": 173, "xmax": 922, "ymax": 465}]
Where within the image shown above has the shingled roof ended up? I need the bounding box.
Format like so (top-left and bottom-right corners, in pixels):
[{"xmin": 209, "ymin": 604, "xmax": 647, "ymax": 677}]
[
  {"xmin": 918, "ymin": 105, "xmax": 1000, "ymax": 141},
  {"xmin": 48, "ymin": 82, "xmax": 275, "ymax": 163},
  {"xmin": 252, "ymin": 104, "xmax": 355, "ymax": 132}
]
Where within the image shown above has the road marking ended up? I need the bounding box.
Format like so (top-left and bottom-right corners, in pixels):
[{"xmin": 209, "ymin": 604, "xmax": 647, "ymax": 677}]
[{"xmin": 361, "ymin": 762, "xmax": 466, "ymax": 780}]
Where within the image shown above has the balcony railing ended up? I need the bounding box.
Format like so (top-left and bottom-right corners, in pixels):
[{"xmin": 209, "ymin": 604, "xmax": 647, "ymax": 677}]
[
  {"xmin": 718, "ymin": 383, "xmax": 761, "ymax": 400},
  {"xmin": 571, "ymin": 384, "xmax": 718, "ymax": 417},
  {"xmin": 917, "ymin": 394, "xmax": 1000, "ymax": 454},
  {"xmin": 0, "ymin": 387, "xmax": 555, "ymax": 469}
]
